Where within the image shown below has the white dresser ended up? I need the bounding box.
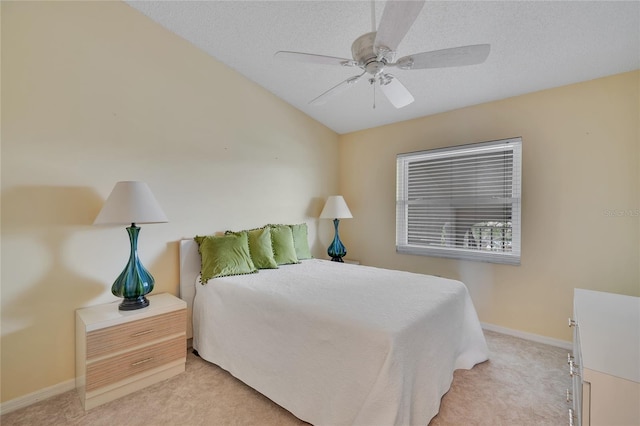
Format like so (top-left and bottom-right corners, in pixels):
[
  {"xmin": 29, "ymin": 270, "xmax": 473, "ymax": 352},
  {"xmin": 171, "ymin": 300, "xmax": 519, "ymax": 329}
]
[{"xmin": 569, "ymin": 289, "xmax": 640, "ymax": 426}]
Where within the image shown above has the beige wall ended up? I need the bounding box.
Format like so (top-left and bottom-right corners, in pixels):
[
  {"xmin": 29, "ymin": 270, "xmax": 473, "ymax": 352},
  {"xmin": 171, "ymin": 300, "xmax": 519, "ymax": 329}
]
[
  {"xmin": 2, "ymin": 0, "xmax": 639, "ymax": 408},
  {"xmin": 1, "ymin": 1, "xmax": 339, "ymax": 403},
  {"xmin": 339, "ymin": 70, "xmax": 640, "ymax": 342}
]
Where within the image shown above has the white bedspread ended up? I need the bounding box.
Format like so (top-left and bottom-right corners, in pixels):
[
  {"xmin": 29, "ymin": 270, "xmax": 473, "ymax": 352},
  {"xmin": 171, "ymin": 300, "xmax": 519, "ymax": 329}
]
[{"xmin": 193, "ymin": 259, "xmax": 488, "ymax": 426}]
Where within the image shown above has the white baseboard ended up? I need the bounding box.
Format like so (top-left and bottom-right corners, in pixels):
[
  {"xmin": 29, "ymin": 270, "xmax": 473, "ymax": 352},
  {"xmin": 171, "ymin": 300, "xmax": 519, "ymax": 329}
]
[
  {"xmin": 0, "ymin": 378, "xmax": 76, "ymax": 415},
  {"xmin": 482, "ymin": 322, "xmax": 572, "ymax": 350}
]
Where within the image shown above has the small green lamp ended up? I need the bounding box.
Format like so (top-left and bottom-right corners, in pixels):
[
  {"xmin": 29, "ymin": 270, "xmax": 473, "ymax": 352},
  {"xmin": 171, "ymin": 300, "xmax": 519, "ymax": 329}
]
[
  {"xmin": 94, "ymin": 181, "xmax": 168, "ymax": 310},
  {"xmin": 319, "ymin": 195, "xmax": 353, "ymax": 262}
]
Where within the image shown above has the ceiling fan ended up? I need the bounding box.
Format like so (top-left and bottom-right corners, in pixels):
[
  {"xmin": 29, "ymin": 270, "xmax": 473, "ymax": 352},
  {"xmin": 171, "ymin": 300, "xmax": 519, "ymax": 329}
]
[{"xmin": 275, "ymin": 0, "xmax": 490, "ymax": 109}]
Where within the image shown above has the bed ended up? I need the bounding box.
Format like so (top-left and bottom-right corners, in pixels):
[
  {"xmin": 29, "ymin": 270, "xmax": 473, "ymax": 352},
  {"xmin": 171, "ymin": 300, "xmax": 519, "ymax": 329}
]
[{"xmin": 179, "ymin": 238, "xmax": 488, "ymax": 425}]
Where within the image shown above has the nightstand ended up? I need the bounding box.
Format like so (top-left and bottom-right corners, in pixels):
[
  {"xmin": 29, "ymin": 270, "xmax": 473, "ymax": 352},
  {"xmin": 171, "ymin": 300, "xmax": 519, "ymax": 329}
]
[{"xmin": 75, "ymin": 293, "xmax": 187, "ymax": 410}]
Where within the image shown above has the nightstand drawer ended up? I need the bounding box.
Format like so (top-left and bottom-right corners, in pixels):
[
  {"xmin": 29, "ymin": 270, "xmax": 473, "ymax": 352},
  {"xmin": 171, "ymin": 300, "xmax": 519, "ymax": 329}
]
[
  {"xmin": 86, "ymin": 335, "xmax": 185, "ymax": 391},
  {"xmin": 86, "ymin": 309, "xmax": 186, "ymax": 360}
]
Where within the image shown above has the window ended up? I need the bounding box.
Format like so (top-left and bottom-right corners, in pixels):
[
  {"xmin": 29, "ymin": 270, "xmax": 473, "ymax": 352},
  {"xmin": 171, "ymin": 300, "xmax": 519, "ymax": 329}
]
[{"xmin": 396, "ymin": 137, "xmax": 522, "ymax": 265}]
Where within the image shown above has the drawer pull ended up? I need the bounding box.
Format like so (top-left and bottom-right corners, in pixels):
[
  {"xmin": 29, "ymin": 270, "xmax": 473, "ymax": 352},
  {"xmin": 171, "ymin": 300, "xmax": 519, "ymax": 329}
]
[
  {"xmin": 569, "ymin": 361, "xmax": 580, "ymax": 377},
  {"xmin": 131, "ymin": 329, "xmax": 154, "ymax": 337},
  {"xmin": 569, "ymin": 408, "xmax": 575, "ymax": 426},
  {"xmin": 568, "ymin": 318, "xmax": 577, "ymax": 328},
  {"xmin": 131, "ymin": 357, "xmax": 154, "ymax": 367}
]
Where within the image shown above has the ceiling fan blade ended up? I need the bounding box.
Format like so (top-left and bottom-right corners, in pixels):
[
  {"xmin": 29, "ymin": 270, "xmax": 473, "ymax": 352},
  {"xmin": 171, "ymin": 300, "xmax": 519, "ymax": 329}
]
[
  {"xmin": 374, "ymin": 0, "xmax": 425, "ymax": 56},
  {"xmin": 309, "ymin": 73, "xmax": 365, "ymax": 106},
  {"xmin": 394, "ymin": 44, "xmax": 491, "ymax": 70},
  {"xmin": 275, "ymin": 51, "xmax": 357, "ymax": 67},
  {"xmin": 379, "ymin": 74, "xmax": 414, "ymax": 108}
]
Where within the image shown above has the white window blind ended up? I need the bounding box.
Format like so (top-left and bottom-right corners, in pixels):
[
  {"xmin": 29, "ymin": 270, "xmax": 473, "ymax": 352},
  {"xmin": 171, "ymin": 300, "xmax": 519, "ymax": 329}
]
[{"xmin": 396, "ymin": 137, "xmax": 522, "ymax": 264}]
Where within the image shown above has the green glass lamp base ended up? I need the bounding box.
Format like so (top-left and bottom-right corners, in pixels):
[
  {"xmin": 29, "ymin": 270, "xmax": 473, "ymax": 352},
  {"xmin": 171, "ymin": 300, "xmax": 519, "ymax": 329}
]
[
  {"xmin": 327, "ymin": 218, "xmax": 347, "ymax": 262},
  {"xmin": 112, "ymin": 225, "xmax": 154, "ymax": 311}
]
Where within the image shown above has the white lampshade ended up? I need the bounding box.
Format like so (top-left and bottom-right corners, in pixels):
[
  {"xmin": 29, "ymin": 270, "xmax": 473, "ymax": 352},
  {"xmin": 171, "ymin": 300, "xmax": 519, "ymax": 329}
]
[
  {"xmin": 94, "ymin": 181, "xmax": 168, "ymax": 225},
  {"xmin": 319, "ymin": 195, "xmax": 353, "ymax": 219}
]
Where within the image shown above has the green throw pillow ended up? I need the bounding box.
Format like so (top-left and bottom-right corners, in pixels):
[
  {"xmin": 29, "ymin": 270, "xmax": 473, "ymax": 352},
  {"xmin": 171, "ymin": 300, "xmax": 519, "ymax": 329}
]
[
  {"xmin": 269, "ymin": 224, "xmax": 300, "ymax": 265},
  {"xmin": 290, "ymin": 223, "xmax": 312, "ymax": 260},
  {"xmin": 226, "ymin": 227, "xmax": 278, "ymax": 270},
  {"xmin": 194, "ymin": 233, "xmax": 257, "ymax": 282}
]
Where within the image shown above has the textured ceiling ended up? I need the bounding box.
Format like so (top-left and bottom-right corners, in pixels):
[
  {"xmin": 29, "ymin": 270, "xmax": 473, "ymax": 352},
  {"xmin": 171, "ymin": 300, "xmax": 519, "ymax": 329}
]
[{"xmin": 126, "ymin": 1, "xmax": 640, "ymax": 134}]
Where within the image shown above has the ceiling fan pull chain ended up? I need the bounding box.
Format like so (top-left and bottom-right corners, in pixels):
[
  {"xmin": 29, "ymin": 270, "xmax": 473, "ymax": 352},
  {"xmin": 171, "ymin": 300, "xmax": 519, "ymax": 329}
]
[{"xmin": 372, "ymin": 79, "xmax": 376, "ymax": 109}]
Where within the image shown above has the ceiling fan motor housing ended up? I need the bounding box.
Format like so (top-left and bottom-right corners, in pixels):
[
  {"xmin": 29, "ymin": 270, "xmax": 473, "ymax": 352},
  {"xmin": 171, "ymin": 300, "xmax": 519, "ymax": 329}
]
[{"xmin": 351, "ymin": 32, "xmax": 390, "ymax": 76}]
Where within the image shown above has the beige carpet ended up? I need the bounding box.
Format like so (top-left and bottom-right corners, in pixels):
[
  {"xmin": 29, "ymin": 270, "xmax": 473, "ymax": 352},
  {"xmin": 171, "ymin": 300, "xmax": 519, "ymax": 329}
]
[{"xmin": 1, "ymin": 330, "xmax": 571, "ymax": 425}]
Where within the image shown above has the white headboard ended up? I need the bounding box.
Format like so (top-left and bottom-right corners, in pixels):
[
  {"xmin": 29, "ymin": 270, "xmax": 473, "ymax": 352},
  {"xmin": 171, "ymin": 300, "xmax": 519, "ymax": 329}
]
[{"xmin": 179, "ymin": 238, "xmax": 201, "ymax": 339}]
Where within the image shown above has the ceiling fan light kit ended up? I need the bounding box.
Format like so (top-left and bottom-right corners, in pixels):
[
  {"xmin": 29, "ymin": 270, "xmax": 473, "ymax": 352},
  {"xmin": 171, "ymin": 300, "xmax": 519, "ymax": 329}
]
[{"xmin": 275, "ymin": 0, "xmax": 490, "ymax": 109}]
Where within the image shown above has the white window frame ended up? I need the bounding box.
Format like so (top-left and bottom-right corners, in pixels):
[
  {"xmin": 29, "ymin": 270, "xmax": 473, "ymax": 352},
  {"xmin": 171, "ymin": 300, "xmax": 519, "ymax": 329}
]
[{"xmin": 396, "ymin": 137, "xmax": 522, "ymax": 265}]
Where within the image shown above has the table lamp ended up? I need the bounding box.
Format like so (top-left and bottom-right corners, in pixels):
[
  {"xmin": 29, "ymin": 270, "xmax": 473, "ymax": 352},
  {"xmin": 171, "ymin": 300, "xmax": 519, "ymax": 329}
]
[
  {"xmin": 319, "ymin": 195, "xmax": 353, "ymax": 262},
  {"xmin": 94, "ymin": 181, "xmax": 168, "ymax": 310}
]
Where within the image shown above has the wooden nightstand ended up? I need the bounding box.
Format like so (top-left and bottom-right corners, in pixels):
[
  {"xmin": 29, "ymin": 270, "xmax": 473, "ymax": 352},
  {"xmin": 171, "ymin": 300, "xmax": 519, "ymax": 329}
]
[{"xmin": 75, "ymin": 293, "xmax": 187, "ymax": 410}]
